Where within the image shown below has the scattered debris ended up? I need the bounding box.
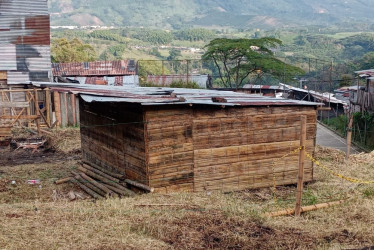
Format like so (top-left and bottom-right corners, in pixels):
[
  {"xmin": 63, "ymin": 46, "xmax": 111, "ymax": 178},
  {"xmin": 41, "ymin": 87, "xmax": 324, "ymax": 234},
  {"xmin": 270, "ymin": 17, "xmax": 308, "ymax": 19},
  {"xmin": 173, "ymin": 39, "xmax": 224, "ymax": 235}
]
[
  {"xmin": 14, "ymin": 139, "xmax": 47, "ymax": 154},
  {"xmin": 27, "ymin": 179, "xmax": 41, "ymax": 185}
]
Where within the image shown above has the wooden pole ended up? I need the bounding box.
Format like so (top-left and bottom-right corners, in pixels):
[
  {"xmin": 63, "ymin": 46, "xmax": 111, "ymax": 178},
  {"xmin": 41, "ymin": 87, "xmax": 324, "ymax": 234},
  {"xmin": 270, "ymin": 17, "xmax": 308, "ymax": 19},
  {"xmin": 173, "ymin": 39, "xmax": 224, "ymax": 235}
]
[
  {"xmin": 26, "ymin": 93, "xmax": 31, "ymax": 128},
  {"xmin": 295, "ymin": 115, "xmax": 307, "ymax": 216},
  {"xmin": 125, "ymin": 179, "xmax": 154, "ymax": 193},
  {"xmin": 346, "ymin": 114, "xmax": 354, "ymax": 160},
  {"xmin": 33, "ymin": 89, "xmax": 41, "ymax": 135},
  {"xmin": 71, "ymin": 177, "xmax": 103, "ymax": 199},
  {"xmin": 265, "ymin": 200, "xmax": 346, "ymax": 217},
  {"xmin": 53, "ymin": 91, "xmax": 61, "ymax": 127},
  {"xmin": 78, "ymin": 166, "xmax": 128, "ymax": 192},
  {"xmin": 82, "ymin": 160, "xmax": 124, "ymax": 179},
  {"xmin": 45, "ymin": 88, "xmax": 51, "ymax": 127},
  {"xmin": 81, "ymin": 163, "xmax": 120, "ymax": 183},
  {"xmin": 74, "ymin": 171, "xmax": 112, "ymax": 196}
]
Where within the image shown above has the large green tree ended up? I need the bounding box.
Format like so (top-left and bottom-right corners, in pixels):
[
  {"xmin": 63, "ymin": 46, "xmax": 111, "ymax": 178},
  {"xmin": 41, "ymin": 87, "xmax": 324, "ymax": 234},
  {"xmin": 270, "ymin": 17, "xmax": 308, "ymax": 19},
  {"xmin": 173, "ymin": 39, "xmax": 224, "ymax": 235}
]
[
  {"xmin": 202, "ymin": 38, "xmax": 304, "ymax": 89},
  {"xmin": 51, "ymin": 38, "xmax": 97, "ymax": 63}
]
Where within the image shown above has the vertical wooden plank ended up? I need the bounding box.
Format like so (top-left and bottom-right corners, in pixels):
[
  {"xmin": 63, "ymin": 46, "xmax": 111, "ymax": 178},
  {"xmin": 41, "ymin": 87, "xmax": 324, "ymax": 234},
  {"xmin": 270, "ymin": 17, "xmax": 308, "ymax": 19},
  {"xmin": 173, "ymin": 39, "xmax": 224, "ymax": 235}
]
[
  {"xmin": 26, "ymin": 92, "xmax": 31, "ymax": 127},
  {"xmin": 67, "ymin": 93, "xmax": 74, "ymax": 126},
  {"xmin": 346, "ymin": 114, "xmax": 354, "ymax": 160},
  {"xmin": 53, "ymin": 91, "xmax": 61, "ymax": 127},
  {"xmin": 1, "ymin": 91, "xmax": 5, "ymax": 117},
  {"xmin": 75, "ymin": 95, "xmax": 80, "ymax": 126},
  {"xmin": 34, "ymin": 89, "xmax": 41, "ymax": 135},
  {"xmin": 72, "ymin": 94, "xmax": 76, "ymax": 125},
  {"xmin": 60, "ymin": 92, "xmax": 67, "ymax": 127},
  {"xmin": 295, "ymin": 115, "xmax": 307, "ymax": 216},
  {"xmin": 45, "ymin": 88, "xmax": 51, "ymax": 127}
]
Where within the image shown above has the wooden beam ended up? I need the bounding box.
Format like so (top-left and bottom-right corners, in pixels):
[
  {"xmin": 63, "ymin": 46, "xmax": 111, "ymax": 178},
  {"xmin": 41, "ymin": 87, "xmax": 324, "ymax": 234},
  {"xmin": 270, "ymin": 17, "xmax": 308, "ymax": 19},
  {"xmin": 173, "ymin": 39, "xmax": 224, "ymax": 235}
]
[
  {"xmin": 295, "ymin": 115, "xmax": 307, "ymax": 216},
  {"xmin": 264, "ymin": 200, "xmax": 346, "ymax": 217},
  {"xmin": 34, "ymin": 89, "xmax": 41, "ymax": 135},
  {"xmin": 0, "ymin": 115, "xmax": 39, "ymax": 119},
  {"xmin": 45, "ymin": 88, "xmax": 51, "ymax": 127},
  {"xmin": 0, "ymin": 102, "xmax": 29, "ymax": 108},
  {"xmin": 317, "ymin": 107, "xmax": 331, "ymax": 111}
]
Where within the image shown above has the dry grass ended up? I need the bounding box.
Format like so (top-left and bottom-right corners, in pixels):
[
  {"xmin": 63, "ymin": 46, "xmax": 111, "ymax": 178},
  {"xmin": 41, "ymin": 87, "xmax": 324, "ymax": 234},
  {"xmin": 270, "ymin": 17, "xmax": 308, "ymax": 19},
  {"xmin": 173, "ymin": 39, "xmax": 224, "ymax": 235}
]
[{"xmin": 1, "ymin": 131, "xmax": 374, "ymax": 249}]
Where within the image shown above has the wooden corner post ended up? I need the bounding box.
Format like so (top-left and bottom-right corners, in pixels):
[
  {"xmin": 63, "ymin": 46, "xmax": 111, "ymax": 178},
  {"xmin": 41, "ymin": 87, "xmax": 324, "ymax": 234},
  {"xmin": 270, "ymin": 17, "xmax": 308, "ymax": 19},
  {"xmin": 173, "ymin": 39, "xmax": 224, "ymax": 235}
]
[
  {"xmin": 295, "ymin": 115, "xmax": 307, "ymax": 216},
  {"xmin": 346, "ymin": 113, "xmax": 354, "ymax": 160},
  {"xmin": 34, "ymin": 89, "xmax": 41, "ymax": 135}
]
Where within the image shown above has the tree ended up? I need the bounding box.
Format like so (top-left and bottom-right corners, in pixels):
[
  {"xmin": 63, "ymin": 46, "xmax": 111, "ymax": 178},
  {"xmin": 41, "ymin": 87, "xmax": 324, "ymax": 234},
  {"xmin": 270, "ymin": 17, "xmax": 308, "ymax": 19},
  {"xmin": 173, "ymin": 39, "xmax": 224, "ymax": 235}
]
[
  {"xmin": 202, "ymin": 38, "xmax": 305, "ymax": 89},
  {"xmin": 167, "ymin": 49, "xmax": 181, "ymax": 60},
  {"xmin": 51, "ymin": 38, "xmax": 97, "ymax": 63},
  {"xmin": 138, "ymin": 61, "xmax": 171, "ymax": 83}
]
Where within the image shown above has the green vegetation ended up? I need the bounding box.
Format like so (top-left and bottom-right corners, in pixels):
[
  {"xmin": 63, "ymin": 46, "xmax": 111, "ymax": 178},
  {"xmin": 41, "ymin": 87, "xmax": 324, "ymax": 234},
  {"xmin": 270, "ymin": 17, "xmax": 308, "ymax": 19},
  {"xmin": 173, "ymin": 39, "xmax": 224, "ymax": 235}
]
[
  {"xmin": 51, "ymin": 38, "xmax": 97, "ymax": 63},
  {"xmin": 202, "ymin": 38, "xmax": 304, "ymax": 88},
  {"xmin": 323, "ymin": 112, "xmax": 374, "ymax": 151},
  {"xmin": 49, "ymin": 0, "xmax": 374, "ymax": 30}
]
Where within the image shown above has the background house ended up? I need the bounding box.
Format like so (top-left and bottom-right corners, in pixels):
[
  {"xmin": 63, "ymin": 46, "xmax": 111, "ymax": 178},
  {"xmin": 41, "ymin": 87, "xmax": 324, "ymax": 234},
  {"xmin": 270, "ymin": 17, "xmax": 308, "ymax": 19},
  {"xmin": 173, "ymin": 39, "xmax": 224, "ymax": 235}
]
[
  {"xmin": 350, "ymin": 69, "xmax": 374, "ymax": 113},
  {"xmin": 52, "ymin": 60, "xmax": 138, "ymax": 86}
]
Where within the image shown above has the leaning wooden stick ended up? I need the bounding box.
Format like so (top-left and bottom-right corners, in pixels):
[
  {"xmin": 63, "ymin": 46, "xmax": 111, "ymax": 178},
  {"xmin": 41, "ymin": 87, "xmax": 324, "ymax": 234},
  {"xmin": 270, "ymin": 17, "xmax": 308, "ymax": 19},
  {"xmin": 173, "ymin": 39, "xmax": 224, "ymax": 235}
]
[
  {"xmin": 72, "ymin": 172, "xmax": 107, "ymax": 197},
  {"xmin": 82, "ymin": 160, "xmax": 124, "ymax": 179},
  {"xmin": 71, "ymin": 177, "xmax": 103, "ymax": 199},
  {"xmin": 78, "ymin": 166, "xmax": 130, "ymax": 193},
  {"xmin": 75, "ymin": 170, "xmax": 112, "ymax": 196},
  {"xmin": 81, "ymin": 163, "xmax": 120, "ymax": 183},
  {"xmin": 125, "ymin": 179, "xmax": 154, "ymax": 193},
  {"xmin": 103, "ymin": 183, "xmax": 136, "ymax": 197}
]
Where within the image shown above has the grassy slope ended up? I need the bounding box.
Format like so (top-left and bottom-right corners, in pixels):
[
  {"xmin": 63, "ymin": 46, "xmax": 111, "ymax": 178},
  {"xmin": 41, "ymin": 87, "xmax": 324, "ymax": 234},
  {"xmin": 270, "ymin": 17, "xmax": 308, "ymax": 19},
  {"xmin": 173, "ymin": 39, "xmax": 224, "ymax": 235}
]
[{"xmin": 0, "ymin": 129, "xmax": 374, "ymax": 249}]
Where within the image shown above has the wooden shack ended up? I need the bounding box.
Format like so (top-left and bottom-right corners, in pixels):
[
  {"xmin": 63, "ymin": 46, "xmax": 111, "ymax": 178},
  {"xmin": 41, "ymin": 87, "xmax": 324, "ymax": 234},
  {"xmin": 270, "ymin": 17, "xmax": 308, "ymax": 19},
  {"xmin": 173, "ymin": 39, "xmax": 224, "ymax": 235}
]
[{"xmin": 51, "ymin": 85, "xmax": 319, "ymax": 193}]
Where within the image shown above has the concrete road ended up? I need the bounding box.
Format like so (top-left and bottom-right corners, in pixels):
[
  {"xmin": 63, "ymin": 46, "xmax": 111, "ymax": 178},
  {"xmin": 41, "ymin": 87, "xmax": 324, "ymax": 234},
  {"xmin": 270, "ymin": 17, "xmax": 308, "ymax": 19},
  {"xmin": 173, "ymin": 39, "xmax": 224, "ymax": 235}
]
[{"xmin": 316, "ymin": 123, "xmax": 361, "ymax": 154}]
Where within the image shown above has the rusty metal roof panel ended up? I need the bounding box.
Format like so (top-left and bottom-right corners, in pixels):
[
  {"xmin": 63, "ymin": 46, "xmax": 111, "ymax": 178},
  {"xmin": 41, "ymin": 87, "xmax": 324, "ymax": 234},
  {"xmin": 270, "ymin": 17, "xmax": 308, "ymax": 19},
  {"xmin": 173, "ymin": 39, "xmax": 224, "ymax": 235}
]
[
  {"xmin": 0, "ymin": 0, "xmax": 51, "ymax": 84},
  {"xmin": 52, "ymin": 60, "xmax": 137, "ymax": 77},
  {"xmin": 31, "ymin": 82, "xmax": 321, "ymax": 107}
]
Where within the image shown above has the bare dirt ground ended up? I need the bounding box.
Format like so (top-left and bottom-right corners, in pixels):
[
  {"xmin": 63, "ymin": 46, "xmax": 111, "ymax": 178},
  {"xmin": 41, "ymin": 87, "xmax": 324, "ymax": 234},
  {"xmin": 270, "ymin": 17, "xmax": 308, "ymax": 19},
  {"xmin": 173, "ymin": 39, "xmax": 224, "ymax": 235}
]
[{"xmin": 0, "ymin": 128, "xmax": 373, "ymax": 249}]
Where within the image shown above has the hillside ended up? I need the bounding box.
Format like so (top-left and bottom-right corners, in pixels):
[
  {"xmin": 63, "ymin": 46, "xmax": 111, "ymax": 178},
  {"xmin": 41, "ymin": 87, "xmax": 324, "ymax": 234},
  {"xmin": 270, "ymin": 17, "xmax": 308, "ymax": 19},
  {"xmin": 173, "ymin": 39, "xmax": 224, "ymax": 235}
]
[{"xmin": 49, "ymin": 0, "xmax": 374, "ymax": 29}]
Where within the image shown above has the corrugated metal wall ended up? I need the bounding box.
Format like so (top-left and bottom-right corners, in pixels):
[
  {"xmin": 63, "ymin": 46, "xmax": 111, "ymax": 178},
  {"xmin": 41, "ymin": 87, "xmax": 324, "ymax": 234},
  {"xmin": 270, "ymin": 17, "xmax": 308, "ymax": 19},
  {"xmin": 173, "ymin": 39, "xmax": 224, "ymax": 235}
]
[{"xmin": 0, "ymin": 0, "xmax": 51, "ymax": 86}]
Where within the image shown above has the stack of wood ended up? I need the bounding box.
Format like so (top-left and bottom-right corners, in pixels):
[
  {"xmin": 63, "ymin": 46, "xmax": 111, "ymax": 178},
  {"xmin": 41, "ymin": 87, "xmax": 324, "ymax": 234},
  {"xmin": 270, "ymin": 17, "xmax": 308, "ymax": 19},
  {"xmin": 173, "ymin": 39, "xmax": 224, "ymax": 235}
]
[{"xmin": 55, "ymin": 161, "xmax": 154, "ymax": 199}]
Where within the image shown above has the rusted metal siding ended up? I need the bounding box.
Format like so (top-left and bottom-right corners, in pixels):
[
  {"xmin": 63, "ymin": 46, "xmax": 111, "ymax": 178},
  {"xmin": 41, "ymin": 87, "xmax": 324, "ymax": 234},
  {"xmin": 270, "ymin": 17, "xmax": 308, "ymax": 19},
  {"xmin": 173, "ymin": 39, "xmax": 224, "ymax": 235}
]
[{"xmin": 0, "ymin": 0, "xmax": 51, "ymax": 85}]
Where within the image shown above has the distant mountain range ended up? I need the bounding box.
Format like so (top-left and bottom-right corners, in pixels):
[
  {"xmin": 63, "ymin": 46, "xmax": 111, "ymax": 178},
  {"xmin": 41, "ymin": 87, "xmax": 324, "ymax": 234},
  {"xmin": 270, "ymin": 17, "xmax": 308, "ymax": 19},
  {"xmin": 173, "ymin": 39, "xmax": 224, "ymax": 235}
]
[{"xmin": 49, "ymin": 0, "xmax": 374, "ymax": 30}]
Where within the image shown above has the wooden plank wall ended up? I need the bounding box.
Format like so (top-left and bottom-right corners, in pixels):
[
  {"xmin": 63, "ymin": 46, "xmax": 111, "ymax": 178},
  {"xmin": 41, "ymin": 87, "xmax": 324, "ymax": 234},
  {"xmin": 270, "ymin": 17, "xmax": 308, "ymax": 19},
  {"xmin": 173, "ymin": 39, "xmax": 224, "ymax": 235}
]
[
  {"xmin": 54, "ymin": 92, "xmax": 79, "ymax": 127},
  {"xmin": 145, "ymin": 106, "xmax": 194, "ymax": 193},
  {"xmin": 144, "ymin": 105, "xmax": 317, "ymax": 193},
  {"xmin": 80, "ymin": 100, "xmax": 147, "ymax": 183},
  {"xmin": 192, "ymin": 106, "xmax": 316, "ymax": 192}
]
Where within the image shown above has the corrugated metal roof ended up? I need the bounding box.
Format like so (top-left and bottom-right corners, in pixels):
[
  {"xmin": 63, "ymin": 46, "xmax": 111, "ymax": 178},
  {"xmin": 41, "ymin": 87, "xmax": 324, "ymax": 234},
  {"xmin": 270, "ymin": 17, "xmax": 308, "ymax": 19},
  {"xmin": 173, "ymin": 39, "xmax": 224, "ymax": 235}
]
[
  {"xmin": 31, "ymin": 82, "xmax": 321, "ymax": 107},
  {"xmin": 52, "ymin": 60, "xmax": 137, "ymax": 77},
  {"xmin": 355, "ymin": 69, "xmax": 374, "ymax": 77},
  {"xmin": 0, "ymin": 0, "xmax": 48, "ymax": 15},
  {"xmin": 0, "ymin": 0, "xmax": 51, "ymax": 85},
  {"xmin": 242, "ymin": 84, "xmax": 284, "ymax": 90}
]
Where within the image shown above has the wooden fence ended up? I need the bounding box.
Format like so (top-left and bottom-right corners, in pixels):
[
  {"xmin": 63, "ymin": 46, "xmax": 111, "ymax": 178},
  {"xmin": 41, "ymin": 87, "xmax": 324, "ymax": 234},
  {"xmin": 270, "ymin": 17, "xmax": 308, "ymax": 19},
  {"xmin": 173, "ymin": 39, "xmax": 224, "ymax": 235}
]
[{"xmin": 0, "ymin": 88, "xmax": 80, "ymax": 137}]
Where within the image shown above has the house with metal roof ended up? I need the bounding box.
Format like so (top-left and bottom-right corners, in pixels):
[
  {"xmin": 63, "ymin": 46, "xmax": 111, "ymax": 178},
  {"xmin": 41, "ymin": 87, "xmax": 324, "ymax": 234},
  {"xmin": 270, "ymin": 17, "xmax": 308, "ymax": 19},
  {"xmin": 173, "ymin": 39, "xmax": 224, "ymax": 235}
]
[
  {"xmin": 351, "ymin": 69, "xmax": 374, "ymax": 113},
  {"xmin": 52, "ymin": 60, "xmax": 138, "ymax": 86},
  {"xmin": 33, "ymin": 82, "xmax": 320, "ymax": 193}
]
